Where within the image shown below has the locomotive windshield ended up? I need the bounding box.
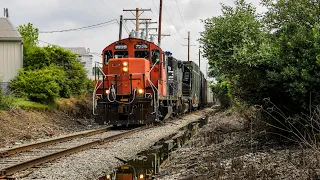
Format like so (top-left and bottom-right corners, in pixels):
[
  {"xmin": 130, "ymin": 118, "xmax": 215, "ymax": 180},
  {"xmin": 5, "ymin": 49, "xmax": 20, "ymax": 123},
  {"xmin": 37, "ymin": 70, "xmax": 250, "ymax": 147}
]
[
  {"xmin": 114, "ymin": 51, "xmax": 128, "ymax": 58},
  {"xmin": 134, "ymin": 51, "xmax": 149, "ymax": 59},
  {"xmin": 104, "ymin": 50, "xmax": 113, "ymax": 65},
  {"xmin": 151, "ymin": 49, "xmax": 160, "ymax": 64}
]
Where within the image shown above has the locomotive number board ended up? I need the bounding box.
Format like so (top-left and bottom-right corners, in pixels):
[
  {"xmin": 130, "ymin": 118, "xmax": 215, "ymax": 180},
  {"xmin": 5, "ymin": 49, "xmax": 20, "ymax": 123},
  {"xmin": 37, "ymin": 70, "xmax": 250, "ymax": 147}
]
[
  {"xmin": 114, "ymin": 45, "xmax": 128, "ymax": 50},
  {"xmin": 134, "ymin": 44, "xmax": 149, "ymax": 49}
]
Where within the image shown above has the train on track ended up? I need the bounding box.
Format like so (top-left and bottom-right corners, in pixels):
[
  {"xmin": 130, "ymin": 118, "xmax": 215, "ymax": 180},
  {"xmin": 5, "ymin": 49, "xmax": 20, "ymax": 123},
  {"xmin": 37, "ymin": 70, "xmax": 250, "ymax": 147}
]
[{"xmin": 93, "ymin": 34, "xmax": 214, "ymax": 126}]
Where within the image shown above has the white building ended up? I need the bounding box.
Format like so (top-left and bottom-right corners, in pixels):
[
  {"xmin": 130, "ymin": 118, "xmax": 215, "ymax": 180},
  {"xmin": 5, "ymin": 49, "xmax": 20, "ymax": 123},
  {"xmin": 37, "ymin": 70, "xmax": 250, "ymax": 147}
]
[
  {"xmin": 64, "ymin": 47, "xmax": 93, "ymax": 79},
  {"xmin": 0, "ymin": 18, "xmax": 23, "ymax": 89}
]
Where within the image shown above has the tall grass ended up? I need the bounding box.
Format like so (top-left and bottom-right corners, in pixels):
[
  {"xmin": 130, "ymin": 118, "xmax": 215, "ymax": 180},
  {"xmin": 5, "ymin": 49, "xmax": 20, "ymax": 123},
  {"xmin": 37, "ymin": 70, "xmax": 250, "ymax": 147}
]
[
  {"xmin": 0, "ymin": 82, "xmax": 14, "ymax": 110},
  {"xmin": 257, "ymin": 98, "xmax": 320, "ymax": 151}
]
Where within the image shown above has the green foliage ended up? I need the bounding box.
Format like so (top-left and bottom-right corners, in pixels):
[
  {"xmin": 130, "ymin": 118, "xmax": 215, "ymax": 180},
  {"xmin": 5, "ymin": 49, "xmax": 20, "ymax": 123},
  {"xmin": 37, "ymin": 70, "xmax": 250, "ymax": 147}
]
[
  {"xmin": 11, "ymin": 42, "xmax": 89, "ymax": 102},
  {"xmin": 25, "ymin": 46, "xmax": 87, "ymax": 96},
  {"xmin": 12, "ymin": 98, "xmax": 52, "ymax": 110},
  {"xmin": 44, "ymin": 46, "xmax": 88, "ymax": 96},
  {"xmin": 200, "ymin": 0, "xmax": 320, "ymax": 116},
  {"xmin": 10, "ymin": 23, "xmax": 91, "ymax": 105},
  {"xmin": 17, "ymin": 23, "xmax": 39, "ymax": 55},
  {"xmin": 0, "ymin": 87, "xmax": 13, "ymax": 110},
  {"xmin": 10, "ymin": 66, "xmax": 65, "ymax": 104},
  {"xmin": 24, "ymin": 46, "xmax": 51, "ymax": 69},
  {"xmin": 261, "ymin": 0, "xmax": 320, "ymax": 110},
  {"xmin": 200, "ymin": 0, "xmax": 270, "ymax": 105},
  {"xmin": 212, "ymin": 80, "xmax": 232, "ymax": 109}
]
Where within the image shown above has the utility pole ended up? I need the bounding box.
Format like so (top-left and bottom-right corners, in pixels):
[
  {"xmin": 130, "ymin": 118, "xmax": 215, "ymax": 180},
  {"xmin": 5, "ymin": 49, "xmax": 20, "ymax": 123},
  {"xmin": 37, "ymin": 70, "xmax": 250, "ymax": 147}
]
[
  {"xmin": 188, "ymin": 31, "xmax": 190, "ymax": 61},
  {"xmin": 123, "ymin": 8, "xmax": 151, "ymax": 38},
  {"xmin": 183, "ymin": 32, "xmax": 195, "ymax": 60},
  {"xmin": 140, "ymin": 21, "xmax": 157, "ymax": 40},
  {"xmin": 158, "ymin": 0, "xmax": 163, "ymax": 46},
  {"xmin": 119, "ymin": 15, "xmax": 123, "ymax": 40}
]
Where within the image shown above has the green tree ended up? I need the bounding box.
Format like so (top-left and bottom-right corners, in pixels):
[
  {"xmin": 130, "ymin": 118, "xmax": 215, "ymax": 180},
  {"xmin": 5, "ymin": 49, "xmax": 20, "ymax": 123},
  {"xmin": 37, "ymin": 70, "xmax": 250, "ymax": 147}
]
[
  {"xmin": 201, "ymin": 0, "xmax": 320, "ymax": 115},
  {"xmin": 44, "ymin": 46, "xmax": 88, "ymax": 96},
  {"xmin": 200, "ymin": 0, "xmax": 272, "ymax": 105},
  {"xmin": 17, "ymin": 23, "xmax": 39, "ymax": 56},
  {"xmin": 261, "ymin": 0, "xmax": 320, "ymax": 110},
  {"xmin": 23, "ymin": 46, "xmax": 51, "ymax": 69}
]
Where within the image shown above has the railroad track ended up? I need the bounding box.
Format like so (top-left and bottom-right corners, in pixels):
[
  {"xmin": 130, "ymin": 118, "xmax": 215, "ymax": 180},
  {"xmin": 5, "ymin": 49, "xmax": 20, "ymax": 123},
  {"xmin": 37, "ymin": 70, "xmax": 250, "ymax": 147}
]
[{"xmin": 0, "ymin": 126, "xmax": 149, "ymax": 179}]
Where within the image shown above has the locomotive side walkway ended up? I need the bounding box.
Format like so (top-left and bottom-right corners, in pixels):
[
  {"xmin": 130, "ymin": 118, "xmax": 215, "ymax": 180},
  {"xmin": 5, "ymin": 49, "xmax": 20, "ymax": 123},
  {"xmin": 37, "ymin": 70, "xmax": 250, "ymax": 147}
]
[{"xmin": 17, "ymin": 108, "xmax": 215, "ymax": 180}]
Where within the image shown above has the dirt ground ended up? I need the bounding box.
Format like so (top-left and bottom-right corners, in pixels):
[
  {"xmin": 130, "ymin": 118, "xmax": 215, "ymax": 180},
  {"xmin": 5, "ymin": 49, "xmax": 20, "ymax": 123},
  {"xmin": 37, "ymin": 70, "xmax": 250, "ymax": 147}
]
[
  {"xmin": 157, "ymin": 111, "xmax": 320, "ymax": 180},
  {"xmin": 0, "ymin": 97, "xmax": 103, "ymax": 148}
]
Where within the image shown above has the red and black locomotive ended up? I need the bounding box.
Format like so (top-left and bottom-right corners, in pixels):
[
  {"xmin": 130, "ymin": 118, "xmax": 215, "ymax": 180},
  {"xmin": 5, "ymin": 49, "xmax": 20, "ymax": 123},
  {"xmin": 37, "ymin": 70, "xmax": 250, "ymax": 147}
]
[{"xmin": 93, "ymin": 35, "xmax": 212, "ymax": 126}]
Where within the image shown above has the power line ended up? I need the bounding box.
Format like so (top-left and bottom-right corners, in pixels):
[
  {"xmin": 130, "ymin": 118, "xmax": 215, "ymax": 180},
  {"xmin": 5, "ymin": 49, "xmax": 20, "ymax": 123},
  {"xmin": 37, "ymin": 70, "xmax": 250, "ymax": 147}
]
[
  {"xmin": 174, "ymin": 0, "xmax": 188, "ymax": 34},
  {"xmin": 162, "ymin": 4, "xmax": 185, "ymax": 40},
  {"xmin": 150, "ymin": 0, "xmax": 184, "ymax": 46},
  {"xmin": 123, "ymin": 22, "xmax": 130, "ymax": 35},
  {"xmin": 133, "ymin": 0, "xmax": 143, "ymax": 8},
  {"xmin": 39, "ymin": 19, "xmax": 117, "ymax": 33},
  {"xmin": 38, "ymin": 39, "xmax": 58, "ymax": 46},
  {"xmin": 97, "ymin": 0, "xmax": 119, "ymax": 17}
]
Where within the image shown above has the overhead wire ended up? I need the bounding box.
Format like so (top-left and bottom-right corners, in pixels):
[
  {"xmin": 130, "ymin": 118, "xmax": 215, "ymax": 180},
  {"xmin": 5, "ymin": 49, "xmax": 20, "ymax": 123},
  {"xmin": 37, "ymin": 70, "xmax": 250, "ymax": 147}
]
[
  {"xmin": 38, "ymin": 39, "xmax": 59, "ymax": 46},
  {"xmin": 39, "ymin": 19, "xmax": 118, "ymax": 33},
  {"xmin": 162, "ymin": 5, "xmax": 185, "ymax": 40},
  {"xmin": 97, "ymin": 0, "xmax": 119, "ymax": 17},
  {"xmin": 150, "ymin": 0, "xmax": 184, "ymax": 47},
  {"xmin": 133, "ymin": 0, "xmax": 143, "ymax": 8},
  {"xmin": 123, "ymin": 22, "xmax": 130, "ymax": 35},
  {"xmin": 174, "ymin": 0, "xmax": 188, "ymax": 34},
  {"xmin": 173, "ymin": 0, "xmax": 198, "ymax": 46}
]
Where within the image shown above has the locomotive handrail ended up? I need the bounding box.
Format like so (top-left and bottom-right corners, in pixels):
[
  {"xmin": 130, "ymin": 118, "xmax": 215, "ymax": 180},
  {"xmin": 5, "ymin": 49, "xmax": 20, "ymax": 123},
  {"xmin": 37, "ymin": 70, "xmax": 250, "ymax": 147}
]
[{"xmin": 146, "ymin": 58, "xmax": 160, "ymax": 120}]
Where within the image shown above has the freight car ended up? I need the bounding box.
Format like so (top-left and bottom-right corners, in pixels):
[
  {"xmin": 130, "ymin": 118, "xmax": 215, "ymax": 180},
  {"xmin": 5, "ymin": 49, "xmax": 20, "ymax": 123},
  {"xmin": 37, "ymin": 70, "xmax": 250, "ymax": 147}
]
[{"xmin": 93, "ymin": 35, "xmax": 212, "ymax": 126}]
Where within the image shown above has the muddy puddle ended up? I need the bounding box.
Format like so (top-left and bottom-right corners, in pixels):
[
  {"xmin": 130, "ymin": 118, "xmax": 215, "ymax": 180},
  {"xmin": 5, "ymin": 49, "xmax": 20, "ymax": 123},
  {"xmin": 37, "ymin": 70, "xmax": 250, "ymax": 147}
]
[{"xmin": 98, "ymin": 116, "xmax": 208, "ymax": 180}]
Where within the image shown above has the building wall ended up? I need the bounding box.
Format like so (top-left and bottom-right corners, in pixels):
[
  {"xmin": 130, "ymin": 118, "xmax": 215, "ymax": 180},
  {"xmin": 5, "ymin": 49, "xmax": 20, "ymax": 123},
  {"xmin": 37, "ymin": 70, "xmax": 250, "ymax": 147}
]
[
  {"xmin": 78, "ymin": 55, "xmax": 93, "ymax": 79},
  {"xmin": 0, "ymin": 41, "xmax": 23, "ymax": 83}
]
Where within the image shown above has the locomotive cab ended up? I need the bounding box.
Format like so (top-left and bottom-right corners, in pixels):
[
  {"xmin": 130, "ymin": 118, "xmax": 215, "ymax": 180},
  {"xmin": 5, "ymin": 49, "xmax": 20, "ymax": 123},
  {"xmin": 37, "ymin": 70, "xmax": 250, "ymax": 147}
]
[{"xmin": 94, "ymin": 38, "xmax": 164, "ymax": 126}]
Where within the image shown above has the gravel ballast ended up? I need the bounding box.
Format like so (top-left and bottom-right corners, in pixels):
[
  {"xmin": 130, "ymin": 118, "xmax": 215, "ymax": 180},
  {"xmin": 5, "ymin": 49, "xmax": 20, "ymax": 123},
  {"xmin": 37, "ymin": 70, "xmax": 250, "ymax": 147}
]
[{"xmin": 19, "ymin": 108, "xmax": 214, "ymax": 180}]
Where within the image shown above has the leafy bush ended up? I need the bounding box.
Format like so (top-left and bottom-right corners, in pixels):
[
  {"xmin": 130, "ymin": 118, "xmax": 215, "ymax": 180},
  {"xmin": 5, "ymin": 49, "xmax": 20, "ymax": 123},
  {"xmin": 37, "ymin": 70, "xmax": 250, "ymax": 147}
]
[
  {"xmin": 212, "ymin": 80, "xmax": 231, "ymax": 109},
  {"xmin": 10, "ymin": 66, "xmax": 66, "ymax": 104},
  {"xmin": 24, "ymin": 46, "xmax": 51, "ymax": 69},
  {"xmin": 16, "ymin": 23, "xmax": 90, "ymax": 104},
  {"xmin": 24, "ymin": 46, "xmax": 88, "ymax": 97}
]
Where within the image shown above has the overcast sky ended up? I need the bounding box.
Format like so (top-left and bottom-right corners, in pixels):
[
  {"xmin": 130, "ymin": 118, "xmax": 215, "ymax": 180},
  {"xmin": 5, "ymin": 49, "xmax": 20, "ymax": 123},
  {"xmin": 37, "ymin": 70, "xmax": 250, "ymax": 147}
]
[{"xmin": 2, "ymin": 0, "xmax": 265, "ymax": 76}]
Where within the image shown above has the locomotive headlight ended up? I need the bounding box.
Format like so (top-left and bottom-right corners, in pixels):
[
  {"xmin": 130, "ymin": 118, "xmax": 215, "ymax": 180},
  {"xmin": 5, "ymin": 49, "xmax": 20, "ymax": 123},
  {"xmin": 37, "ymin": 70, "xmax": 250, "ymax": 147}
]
[
  {"xmin": 139, "ymin": 173, "xmax": 144, "ymax": 179},
  {"xmin": 106, "ymin": 89, "xmax": 110, "ymax": 94},
  {"xmin": 123, "ymin": 67, "xmax": 128, "ymax": 72},
  {"xmin": 138, "ymin": 89, "xmax": 144, "ymax": 94},
  {"xmin": 123, "ymin": 61, "xmax": 128, "ymax": 66},
  {"xmin": 106, "ymin": 174, "xmax": 111, "ymax": 180}
]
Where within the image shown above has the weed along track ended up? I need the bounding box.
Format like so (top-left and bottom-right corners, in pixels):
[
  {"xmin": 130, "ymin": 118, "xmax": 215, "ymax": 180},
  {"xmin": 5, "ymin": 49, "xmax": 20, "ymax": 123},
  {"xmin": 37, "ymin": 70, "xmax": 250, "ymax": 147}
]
[{"xmin": 0, "ymin": 126, "xmax": 149, "ymax": 179}]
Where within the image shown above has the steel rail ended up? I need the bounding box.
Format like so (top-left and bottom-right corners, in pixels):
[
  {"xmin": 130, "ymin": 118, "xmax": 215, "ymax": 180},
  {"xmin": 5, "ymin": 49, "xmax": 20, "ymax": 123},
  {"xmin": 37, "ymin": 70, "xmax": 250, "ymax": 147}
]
[
  {"xmin": 0, "ymin": 125, "xmax": 150, "ymax": 178},
  {"xmin": 0, "ymin": 127, "xmax": 111, "ymax": 158}
]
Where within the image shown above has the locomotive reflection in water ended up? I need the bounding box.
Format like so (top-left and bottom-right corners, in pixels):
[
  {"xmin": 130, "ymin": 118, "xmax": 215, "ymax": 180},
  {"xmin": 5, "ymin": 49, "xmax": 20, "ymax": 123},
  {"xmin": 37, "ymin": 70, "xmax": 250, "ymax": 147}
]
[
  {"xmin": 98, "ymin": 118, "xmax": 207, "ymax": 180},
  {"xmin": 93, "ymin": 34, "xmax": 213, "ymax": 126}
]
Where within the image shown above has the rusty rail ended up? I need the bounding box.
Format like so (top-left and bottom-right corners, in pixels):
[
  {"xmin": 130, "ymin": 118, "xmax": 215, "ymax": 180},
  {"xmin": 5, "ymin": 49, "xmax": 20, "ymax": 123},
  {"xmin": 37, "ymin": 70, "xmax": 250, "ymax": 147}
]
[
  {"xmin": 0, "ymin": 127, "xmax": 111, "ymax": 158},
  {"xmin": 0, "ymin": 125, "xmax": 149, "ymax": 178}
]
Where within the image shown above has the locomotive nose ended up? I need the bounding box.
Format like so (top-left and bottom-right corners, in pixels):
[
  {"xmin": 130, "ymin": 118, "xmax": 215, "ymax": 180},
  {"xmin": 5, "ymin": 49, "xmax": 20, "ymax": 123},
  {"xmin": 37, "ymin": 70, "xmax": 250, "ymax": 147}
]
[{"xmin": 107, "ymin": 58, "xmax": 150, "ymax": 95}]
